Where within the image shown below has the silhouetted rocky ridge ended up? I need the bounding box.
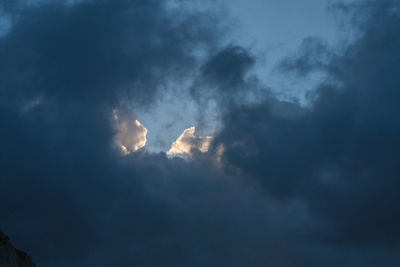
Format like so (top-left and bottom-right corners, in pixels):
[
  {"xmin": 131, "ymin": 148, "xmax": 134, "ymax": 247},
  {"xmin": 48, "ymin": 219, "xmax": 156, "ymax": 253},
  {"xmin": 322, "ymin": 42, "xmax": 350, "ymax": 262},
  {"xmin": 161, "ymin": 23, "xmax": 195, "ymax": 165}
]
[{"xmin": 0, "ymin": 230, "xmax": 35, "ymax": 267}]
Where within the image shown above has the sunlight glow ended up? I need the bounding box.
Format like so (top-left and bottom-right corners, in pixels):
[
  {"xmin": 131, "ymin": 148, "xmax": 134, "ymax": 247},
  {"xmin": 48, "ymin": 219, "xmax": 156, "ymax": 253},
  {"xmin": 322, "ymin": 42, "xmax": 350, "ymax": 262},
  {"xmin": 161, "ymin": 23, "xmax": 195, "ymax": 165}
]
[
  {"xmin": 167, "ymin": 126, "xmax": 213, "ymax": 155},
  {"xmin": 113, "ymin": 109, "xmax": 147, "ymax": 155}
]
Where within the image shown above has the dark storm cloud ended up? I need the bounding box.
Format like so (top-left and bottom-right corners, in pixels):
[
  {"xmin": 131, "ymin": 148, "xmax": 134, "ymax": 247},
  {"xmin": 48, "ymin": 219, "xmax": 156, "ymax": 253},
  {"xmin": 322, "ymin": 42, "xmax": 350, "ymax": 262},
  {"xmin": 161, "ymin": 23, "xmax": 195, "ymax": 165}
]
[
  {"xmin": 191, "ymin": 45, "xmax": 257, "ymax": 108},
  {"xmin": 215, "ymin": 0, "xmax": 400, "ymax": 250},
  {"xmin": 0, "ymin": 0, "xmax": 220, "ymax": 107},
  {"xmin": 200, "ymin": 45, "xmax": 254, "ymax": 90},
  {"xmin": 1, "ymin": 0, "xmax": 400, "ymax": 266},
  {"xmin": 0, "ymin": 1, "xmax": 235, "ymax": 266}
]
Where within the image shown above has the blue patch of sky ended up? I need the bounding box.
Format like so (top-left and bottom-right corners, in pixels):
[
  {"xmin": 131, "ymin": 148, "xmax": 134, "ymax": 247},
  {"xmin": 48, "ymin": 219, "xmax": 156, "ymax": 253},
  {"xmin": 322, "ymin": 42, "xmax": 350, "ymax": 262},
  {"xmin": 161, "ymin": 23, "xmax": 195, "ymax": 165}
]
[{"xmin": 140, "ymin": 0, "xmax": 361, "ymax": 152}]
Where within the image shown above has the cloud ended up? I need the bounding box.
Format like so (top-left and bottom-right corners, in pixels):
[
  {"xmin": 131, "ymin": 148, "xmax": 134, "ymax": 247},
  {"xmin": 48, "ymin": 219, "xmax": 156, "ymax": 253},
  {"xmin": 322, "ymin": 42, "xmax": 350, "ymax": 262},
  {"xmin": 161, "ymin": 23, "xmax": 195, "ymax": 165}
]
[
  {"xmin": 113, "ymin": 107, "xmax": 147, "ymax": 154},
  {"xmin": 215, "ymin": 0, "xmax": 400, "ymax": 249},
  {"xmin": 0, "ymin": 0, "xmax": 221, "ymax": 109},
  {"xmin": 1, "ymin": 0, "xmax": 400, "ymax": 267},
  {"xmin": 191, "ymin": 45, "xmax": 257, "ymax": 108},
  {"xmin": 167, "ymin": 126, "xmax": 212, "ymax": 155}
]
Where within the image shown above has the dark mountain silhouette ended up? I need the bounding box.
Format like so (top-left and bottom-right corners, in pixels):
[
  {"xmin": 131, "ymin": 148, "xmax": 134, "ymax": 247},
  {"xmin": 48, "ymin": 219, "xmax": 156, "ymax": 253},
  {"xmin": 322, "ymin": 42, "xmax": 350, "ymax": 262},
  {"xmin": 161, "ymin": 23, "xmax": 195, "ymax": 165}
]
[{"xmin": 0, "ymin": 230, "xmax": 35, "ymax": 267}]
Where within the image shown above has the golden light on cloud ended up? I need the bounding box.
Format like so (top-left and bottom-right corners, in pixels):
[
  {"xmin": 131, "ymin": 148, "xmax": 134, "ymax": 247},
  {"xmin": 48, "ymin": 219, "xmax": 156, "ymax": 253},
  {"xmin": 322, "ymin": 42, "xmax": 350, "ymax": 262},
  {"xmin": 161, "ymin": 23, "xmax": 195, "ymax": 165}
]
[
  {"xmin": 167, "ymin": 126, "xmax": 213, "ymax": 156},
  {"xmin": 113, "ymin": 108, "xmax": 147, "ymax": 155}
]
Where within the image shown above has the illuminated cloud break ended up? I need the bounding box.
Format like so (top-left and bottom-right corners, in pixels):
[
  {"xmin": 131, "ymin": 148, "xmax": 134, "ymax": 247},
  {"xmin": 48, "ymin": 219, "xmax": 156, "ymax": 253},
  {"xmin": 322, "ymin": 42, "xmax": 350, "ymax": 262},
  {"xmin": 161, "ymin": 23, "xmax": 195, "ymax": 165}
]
[
  {"xmin": 167, "ymin": 126, "xmax": 213, "ymax": 155},
  {"xmin": 113, "ymin": 108, "xmax": 147, "ymax": 154}
]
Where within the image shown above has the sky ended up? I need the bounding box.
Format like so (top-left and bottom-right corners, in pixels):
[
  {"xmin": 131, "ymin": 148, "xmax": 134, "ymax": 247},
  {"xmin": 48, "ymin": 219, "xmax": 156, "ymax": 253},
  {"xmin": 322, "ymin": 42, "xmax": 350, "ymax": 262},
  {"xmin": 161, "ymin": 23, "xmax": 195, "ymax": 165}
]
[
  {"xmin": 1, "ymin": 0, "xmax": 400, "ymax": 266},
  {"xmin": 140, "ymin": 0, "xmax": 356, "ymax": 153}
]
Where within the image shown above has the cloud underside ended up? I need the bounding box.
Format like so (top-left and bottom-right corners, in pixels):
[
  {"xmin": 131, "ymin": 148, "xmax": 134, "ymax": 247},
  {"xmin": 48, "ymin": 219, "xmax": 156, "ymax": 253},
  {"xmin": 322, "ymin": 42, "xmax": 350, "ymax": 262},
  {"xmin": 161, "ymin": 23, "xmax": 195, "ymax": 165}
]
[{"xmin": 1, "ymin": 1, "xmax": 400, "ymax": 267}]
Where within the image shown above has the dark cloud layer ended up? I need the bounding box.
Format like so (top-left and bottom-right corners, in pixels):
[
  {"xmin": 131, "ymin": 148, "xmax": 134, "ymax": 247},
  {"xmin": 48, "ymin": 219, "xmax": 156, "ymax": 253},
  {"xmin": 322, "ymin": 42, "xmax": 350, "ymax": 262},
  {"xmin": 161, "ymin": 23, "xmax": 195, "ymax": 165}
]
[
  {"xmin": 216, "ymin": 0, "xmax": 400, "ymax": 252},
  {"xmin": 1, "ymin": 0, "xmax": 400, "ymax": 266}
]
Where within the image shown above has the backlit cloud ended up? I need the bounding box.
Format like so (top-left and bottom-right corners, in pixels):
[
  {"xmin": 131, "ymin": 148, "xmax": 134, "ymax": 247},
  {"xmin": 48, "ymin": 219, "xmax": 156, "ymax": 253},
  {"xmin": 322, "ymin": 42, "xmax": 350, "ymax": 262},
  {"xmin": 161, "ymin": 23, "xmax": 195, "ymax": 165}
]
[
  {"xmin": 167, "ymin": 126, "xmax": 213, "ymax": 155},
  {"xmin": 113, "ymin": 107, "xmax": 147, "ymax": 154}
]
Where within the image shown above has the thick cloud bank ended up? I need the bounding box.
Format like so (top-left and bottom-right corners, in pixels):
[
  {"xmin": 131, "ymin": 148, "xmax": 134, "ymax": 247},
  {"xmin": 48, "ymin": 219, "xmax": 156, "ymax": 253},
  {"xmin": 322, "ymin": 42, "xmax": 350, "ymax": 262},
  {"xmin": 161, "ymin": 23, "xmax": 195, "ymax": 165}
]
[{"xmin": 1, "ymin": 0, "xmax": 400, "ymax": 266}]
